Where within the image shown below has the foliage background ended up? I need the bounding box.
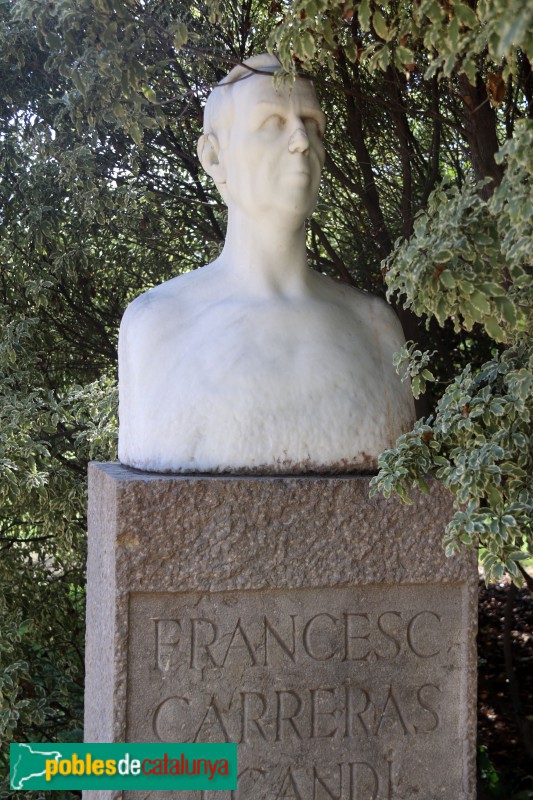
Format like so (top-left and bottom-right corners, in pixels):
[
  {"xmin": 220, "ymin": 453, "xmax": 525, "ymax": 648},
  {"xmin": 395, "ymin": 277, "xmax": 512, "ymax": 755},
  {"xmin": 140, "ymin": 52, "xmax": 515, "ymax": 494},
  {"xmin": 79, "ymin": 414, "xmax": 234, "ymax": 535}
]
[{"xmin": 0, "ymin": 0, "xmax": 531, "ymax": 795}]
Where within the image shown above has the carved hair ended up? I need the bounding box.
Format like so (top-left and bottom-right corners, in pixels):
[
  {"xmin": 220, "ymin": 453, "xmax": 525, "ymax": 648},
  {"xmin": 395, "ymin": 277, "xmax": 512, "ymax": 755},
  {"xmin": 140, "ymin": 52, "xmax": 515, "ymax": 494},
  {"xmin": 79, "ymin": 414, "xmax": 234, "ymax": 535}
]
[{"xmin": 202, "ymin": 53, "xmax": 282, "ymax": 139}]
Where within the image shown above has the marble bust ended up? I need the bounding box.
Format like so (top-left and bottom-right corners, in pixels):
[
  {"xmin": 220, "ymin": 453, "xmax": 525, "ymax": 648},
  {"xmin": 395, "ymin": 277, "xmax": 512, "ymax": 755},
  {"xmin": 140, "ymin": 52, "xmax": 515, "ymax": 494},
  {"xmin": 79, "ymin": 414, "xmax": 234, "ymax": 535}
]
[{"xmin": 118, "ymin": 54, "xmax": 415, "ymax": 473}]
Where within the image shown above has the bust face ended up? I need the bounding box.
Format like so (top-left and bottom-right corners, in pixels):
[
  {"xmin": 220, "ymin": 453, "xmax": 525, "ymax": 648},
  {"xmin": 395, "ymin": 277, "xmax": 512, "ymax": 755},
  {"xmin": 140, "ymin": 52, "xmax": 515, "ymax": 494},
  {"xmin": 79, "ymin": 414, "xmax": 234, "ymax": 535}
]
[{"xmin": 218, "ymin": 73, "xmax": 326, "ymax": 225}]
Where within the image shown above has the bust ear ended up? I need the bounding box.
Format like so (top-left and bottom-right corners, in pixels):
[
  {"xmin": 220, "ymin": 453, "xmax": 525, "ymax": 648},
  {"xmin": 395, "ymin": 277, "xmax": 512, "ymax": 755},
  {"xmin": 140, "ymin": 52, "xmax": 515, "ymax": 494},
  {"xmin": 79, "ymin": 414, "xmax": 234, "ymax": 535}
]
[{"xmin": 197, "ymin": 134, "xmax": 228, "ymax": 202}]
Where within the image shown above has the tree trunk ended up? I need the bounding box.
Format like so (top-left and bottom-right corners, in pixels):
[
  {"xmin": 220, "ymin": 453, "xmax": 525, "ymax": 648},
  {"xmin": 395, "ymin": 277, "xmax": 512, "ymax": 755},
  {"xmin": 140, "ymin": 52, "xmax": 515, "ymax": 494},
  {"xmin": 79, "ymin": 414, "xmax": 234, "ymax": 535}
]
[{"xmin": 458, "ymin": 73, "xmax": 504, "ymax": 198}]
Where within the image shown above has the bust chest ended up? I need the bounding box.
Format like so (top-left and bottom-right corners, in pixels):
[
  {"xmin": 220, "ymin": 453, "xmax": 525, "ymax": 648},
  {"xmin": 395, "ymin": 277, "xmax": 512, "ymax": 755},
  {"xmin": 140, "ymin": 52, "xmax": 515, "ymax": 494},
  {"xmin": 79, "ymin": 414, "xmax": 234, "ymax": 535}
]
[
  {"xmin": 119, "ymin": 283, "xmax": 413, "ymax": 471},
  {"xmin": 151, "ymin": 296, "xmax": 379, "ymax": 404}
]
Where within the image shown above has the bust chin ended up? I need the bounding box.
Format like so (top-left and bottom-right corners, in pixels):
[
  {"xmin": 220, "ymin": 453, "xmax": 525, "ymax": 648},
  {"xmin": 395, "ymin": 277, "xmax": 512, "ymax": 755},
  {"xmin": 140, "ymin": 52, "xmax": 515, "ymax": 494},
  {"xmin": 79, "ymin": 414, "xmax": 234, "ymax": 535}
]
[{"xmin": 117, "ymin": 55, "xmax": 415, "ymax": 474}]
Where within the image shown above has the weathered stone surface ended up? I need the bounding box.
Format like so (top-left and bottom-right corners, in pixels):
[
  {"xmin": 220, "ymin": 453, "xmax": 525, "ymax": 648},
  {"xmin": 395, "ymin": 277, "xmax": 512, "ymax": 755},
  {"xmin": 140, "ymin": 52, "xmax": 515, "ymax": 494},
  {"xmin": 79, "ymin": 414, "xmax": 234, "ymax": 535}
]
[{"xmin": 84, "ymin": 462, "xmax": 478, "ymax": 800}]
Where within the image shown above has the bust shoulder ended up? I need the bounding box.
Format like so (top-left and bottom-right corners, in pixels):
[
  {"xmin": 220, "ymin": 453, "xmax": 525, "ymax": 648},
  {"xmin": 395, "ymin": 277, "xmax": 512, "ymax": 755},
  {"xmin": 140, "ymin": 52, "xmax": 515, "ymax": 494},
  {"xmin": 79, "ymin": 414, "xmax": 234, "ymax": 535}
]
[
  {"xmin": 362, "ymin": 292, "xmax": 406, "ymax": 353},
  {"xmin": 120, "ymin": 265, "xmax": 219, "ymax": 343},
  {"xmin": 310, "ymin": 272, "xmax": 402, "ymax": 334},
  {"xmin": 338, "ymin": 280, "xmax": 395, "ymax": 319},
  {"xmin": 122, "ymin": 269, "xmax": 199, "ymax": 317},
  {"xmin": 320, "ymin": 279, "xmax": 408, "ymax": 380}
]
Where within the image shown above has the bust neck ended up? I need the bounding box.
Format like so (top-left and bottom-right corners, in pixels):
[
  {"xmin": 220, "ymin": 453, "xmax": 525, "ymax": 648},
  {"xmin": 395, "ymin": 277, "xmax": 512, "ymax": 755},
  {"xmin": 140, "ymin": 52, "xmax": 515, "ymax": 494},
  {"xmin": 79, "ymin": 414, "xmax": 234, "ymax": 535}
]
[{"xmin": 215, "ymin": 206, "xmax": 311, "ymax": 297}]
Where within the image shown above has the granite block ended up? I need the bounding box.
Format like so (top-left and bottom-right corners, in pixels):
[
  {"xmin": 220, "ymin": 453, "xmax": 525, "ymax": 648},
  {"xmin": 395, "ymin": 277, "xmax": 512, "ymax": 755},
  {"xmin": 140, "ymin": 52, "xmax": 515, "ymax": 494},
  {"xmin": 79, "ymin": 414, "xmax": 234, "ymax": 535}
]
[{"xmin": 84, "ymin": 462, "xmax": 477, "ymax": 800}]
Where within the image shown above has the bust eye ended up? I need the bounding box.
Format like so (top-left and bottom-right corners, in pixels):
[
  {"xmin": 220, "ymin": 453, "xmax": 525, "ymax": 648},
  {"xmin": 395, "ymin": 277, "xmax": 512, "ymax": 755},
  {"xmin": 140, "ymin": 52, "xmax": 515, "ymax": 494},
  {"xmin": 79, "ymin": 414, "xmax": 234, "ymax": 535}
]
[
  {"xmin": 304, "ymin": 118, "xmax": 325, "ymax": 139},
  {"xmin": 262, "ymin": 114, "xmax": 286, "ymax": 129}
]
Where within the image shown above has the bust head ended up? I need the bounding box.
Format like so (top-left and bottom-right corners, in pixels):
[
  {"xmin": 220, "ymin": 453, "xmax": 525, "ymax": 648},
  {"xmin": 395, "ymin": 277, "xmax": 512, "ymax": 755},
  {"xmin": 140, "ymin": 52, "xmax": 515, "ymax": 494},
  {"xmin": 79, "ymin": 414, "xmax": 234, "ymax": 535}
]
[{"xmin": 197, "ymin": 54, "xmax": 326, "ymax": 224}]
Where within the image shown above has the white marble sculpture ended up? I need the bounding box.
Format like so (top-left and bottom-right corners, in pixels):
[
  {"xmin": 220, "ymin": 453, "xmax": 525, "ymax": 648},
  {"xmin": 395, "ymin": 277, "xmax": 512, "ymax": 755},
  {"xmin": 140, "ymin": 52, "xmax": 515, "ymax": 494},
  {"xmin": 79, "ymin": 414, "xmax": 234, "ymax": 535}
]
[{"xmin": 118, "ymin": 54, "xmax": 415, "ymax": 473}]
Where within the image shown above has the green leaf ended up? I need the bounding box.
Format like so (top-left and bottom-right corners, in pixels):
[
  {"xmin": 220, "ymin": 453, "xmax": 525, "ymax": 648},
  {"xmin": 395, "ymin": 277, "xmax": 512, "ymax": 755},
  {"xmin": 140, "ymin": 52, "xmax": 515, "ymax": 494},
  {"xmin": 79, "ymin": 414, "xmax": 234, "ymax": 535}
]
[
  {"xmin": 142, "ymin": 86, "xmax": 157, "ymax": 104},
  {"xmin": 484, "ymin": 317, "xmax": 507, "ymax": 342},
  {"xmin": 395, "ymin": 45, "xmax": 415, "ymax": 65},
  {"xmin": 439, "ymin": 269, "xmax": 456, "ymax": 289},
  {"xmin": 375, "ymin": 44, "xmax": 391, "ymax": 69},
  {"xmin": 418, "ymin": 476, "xmax": 431, "ymax": 494},
  {"xmin": 453, "ymin": 3, "xmax": 478, "ymax": 28},
  {"xmin": 129, "ymin": 123, "xmax": 143, "ymax": 146},
  {"xmin": 448, "ymin": 16, "xmax": 460, "ymax": 50},
  {"xmin": 479, "ymin": 282, "xmax": 505, "ymax": 296},
  {"xmin": 350, "ymin": 38, "xmax": 367, "ymax": 64},
  {"xmin": 321, "ymin": 19, "xmax": 336, "ymax": 46},
  {"xmin": 305, "ymin": 0, "xmax": 320, "ymax": 15},
  {"xmin": 71, "ymin": 70, "xmax": 85, "ymax": 94},
  {"xmin": 45, "ymin": 31, "xmax": 62, "ymax": 50},
  {"xmin": 470, "ymin": 290, "xmax": 491, "ymax": 314},
  {"xmin": 358, "ymin": 0, "xmax": 371, "ymax": 31},
  {"xmin": 173, "ymin": 23, "xmax": 188, "ymax": 49},
  {"xmin": 494, "ymin": 296, "xmax": 517, "ymax": 325},
  {"xmin": 112, "ymin": 101, "xmax": 125, "ymax": 119},
  {"xmin": 462, "ymin": 300, "xmax": 484, "ymax": 325},
  {"xmin": 301, "ymin": 30, "xmax": 316, "ymax": 58},
  {"xmin": 508, "ymin": 550, "xmax": 531, "ymax": 562},
  {"xmin": 423, "ymin": 0, "xmax": 445, "ymax": 23},
  {"xmin": 486, "ymin": 484, "xmax": 502, "ymax": 507},
  {"xmin": 373, "ymin": 10, "xmax": 390, "ymax": 40},
  {"xmin": 434, "ymin": 249, "xmax": 454, "ymax": 262}
]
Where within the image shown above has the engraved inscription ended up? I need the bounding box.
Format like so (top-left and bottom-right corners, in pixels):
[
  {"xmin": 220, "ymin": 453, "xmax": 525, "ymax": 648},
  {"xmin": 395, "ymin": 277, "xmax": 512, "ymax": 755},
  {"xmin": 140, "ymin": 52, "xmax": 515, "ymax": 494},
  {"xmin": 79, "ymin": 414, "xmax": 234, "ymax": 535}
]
[
  {"xmin": 153, "ymin": 608, "xmax": 442, "ymax": 672},
  {"xmin": 127, "ymin": 584, "xmax": 467, "ymax": 799},
  {"xmin": 195, "ymin": 756, "xmax": 395, "ymax": 800},
  {"xmin": 149, "ymin": 683, "xmax": 442, "ymax": 743}
]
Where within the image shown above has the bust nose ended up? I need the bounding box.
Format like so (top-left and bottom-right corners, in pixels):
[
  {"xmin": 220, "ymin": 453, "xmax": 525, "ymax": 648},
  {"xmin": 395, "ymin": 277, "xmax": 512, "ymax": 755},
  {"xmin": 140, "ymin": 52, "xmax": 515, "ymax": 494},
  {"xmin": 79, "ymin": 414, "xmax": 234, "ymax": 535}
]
[{"xmin": 288, "ymin": 125, "xmax": 310, "ymax": 155}]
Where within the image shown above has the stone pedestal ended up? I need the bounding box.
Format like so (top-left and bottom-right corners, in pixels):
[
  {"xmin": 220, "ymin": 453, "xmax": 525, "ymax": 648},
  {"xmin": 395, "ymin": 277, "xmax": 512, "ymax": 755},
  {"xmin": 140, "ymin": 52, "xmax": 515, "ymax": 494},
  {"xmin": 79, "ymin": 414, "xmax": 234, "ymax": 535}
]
[{"xmin": 85, "ymin": 462, "xmax": 477, "ymax": 800}]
